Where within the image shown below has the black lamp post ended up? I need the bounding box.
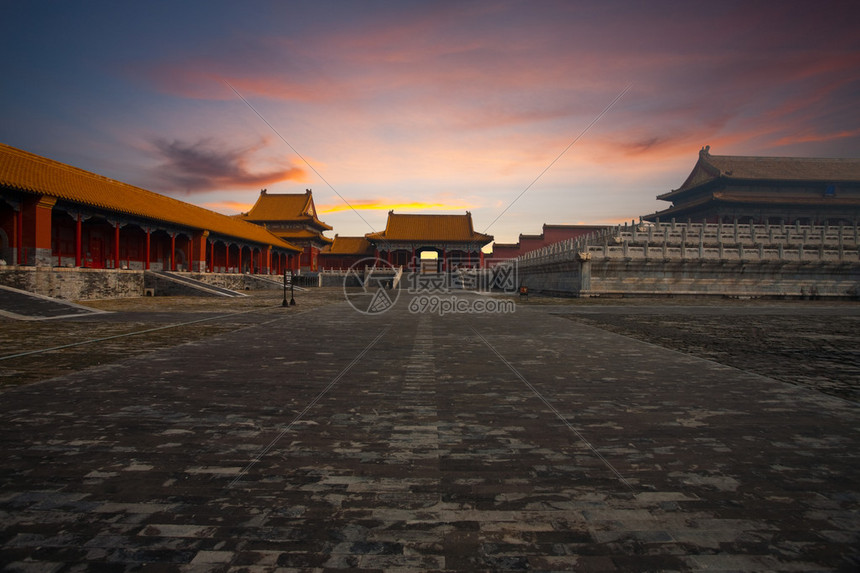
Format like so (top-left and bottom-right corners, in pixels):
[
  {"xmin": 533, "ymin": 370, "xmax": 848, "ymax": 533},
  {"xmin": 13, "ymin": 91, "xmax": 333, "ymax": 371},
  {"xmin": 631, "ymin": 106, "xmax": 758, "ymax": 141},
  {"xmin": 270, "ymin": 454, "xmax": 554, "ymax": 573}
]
[
  {"xmin": 289, "ymin": 272, "xmax": 296, "ymax": 306},
  {"xmin": 282, "ymin": 269, "xmax": 296, "ymax": 306}
]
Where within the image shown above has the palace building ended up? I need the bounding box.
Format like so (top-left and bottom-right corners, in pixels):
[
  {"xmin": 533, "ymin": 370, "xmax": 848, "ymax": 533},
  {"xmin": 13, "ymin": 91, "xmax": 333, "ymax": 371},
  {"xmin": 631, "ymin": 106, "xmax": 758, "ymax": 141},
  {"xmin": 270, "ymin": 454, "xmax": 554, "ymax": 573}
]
[
  {"xmin": 365, "ymin": 211, "xmax": 493, "ymax": 271},
  {"xmin": 318, "ymin": 235, "xmax": 375, "ymax": 270},
  {"xmin": 490, "ymin": 224, "xmax": 610, "ymax": 261},
  {"xmin": 0, "ymin": 143, "xmax": 301, "ymax": 274},
  {"xmin": 645, "ymin": 146, "xmax": 860, "ymax": 224},
  {"xmin": 238, "ymin": 189, "xmax": 333, "ymax": 272}
]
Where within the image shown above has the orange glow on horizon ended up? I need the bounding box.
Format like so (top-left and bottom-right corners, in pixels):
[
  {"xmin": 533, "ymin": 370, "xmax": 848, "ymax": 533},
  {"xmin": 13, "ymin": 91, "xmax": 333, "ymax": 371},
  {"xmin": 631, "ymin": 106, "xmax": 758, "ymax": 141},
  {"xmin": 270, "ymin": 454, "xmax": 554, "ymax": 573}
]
[{"xmin": 203, "ymin": 200, "xmax": 255, "ymax": 214}]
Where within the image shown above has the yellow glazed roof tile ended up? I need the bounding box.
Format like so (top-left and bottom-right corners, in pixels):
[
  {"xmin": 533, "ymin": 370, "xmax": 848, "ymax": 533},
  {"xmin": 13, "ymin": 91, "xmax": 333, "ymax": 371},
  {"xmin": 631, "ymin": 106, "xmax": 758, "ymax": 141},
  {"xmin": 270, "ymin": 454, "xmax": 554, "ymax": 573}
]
[
  {"xmin": 366, "ymin": 212, "xmax": 492, "ymax": 243},
  {"xmin": 324, "ymin": 236, "xmax": 374, "ymax": 255},
  {"xmin": 241, "ymin": 190, "xmax": 333, "ymax": 230},
  {"xmin": 0, "ymin": 143, "xmax": 301, "ymax": 251}
]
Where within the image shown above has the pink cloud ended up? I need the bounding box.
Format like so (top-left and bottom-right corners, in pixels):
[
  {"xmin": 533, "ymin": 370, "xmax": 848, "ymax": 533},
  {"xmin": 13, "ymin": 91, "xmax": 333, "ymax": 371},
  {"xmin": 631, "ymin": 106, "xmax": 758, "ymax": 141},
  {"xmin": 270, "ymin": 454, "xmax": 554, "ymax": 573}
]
[
  {"xmin": 128, "ymin": 0, "xmax": 858, "ymax": 199},
  {"xmin": 140, "ymin": 64, "xmax": 331, "ymax": 103}
]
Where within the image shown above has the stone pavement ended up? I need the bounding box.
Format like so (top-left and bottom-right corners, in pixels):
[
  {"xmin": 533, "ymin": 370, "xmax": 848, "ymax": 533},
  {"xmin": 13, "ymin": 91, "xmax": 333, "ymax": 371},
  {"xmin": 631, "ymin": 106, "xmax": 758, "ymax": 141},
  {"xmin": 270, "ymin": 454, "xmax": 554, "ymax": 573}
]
[
  {"xmin": 0, "ymin": 285, "xmax": 107, "ymax": 320},
  {"xmin": 1, "ymin": 292, "xmax": 859, "ymax": 571}
]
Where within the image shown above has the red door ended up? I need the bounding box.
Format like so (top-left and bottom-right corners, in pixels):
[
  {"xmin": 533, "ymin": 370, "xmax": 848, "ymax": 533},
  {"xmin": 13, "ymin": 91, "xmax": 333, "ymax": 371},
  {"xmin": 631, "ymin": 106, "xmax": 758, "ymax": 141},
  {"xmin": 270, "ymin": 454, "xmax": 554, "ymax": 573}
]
[{"xmin": 89, "ymin": 237, "xmax": 104, "ymax": 269}]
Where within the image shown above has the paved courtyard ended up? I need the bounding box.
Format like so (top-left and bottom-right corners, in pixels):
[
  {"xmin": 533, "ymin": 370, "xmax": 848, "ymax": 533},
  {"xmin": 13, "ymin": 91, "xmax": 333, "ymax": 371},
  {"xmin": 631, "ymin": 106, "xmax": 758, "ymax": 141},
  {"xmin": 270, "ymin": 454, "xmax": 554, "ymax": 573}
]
[{"xmin": 1, "ymin": 290, "xmax": 859, "ymax": 571}]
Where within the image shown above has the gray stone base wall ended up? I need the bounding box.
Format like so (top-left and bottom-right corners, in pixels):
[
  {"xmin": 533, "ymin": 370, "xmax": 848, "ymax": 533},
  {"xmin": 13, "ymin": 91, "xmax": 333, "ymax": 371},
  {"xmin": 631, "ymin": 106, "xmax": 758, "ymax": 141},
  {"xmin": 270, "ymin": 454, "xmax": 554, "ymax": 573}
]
[
  {"xmin": 0, "ymin": 269, "xmax": 290, "ymax": 300},
  {"xmin": 142, "ymin": 273, "xmax": 213, "ymax": 297},
  {"xmin": 186, "ymin": 273, "xmax": 279, "ymax": 291},
  {"xmin": 0, "ymin": 267, "xmax": 144, "ymax": 300},
  {"xmin": 519, "ymin": 260, "xmax": 860, "ymax": 299},
  {"xmin": 517, "ymin": 269, "xmax": 583, "ymax": 296},
  {"xmin": 321, "ymin": 273, "xmax": 355, "ymax": 287},
  {"xmin": 587, "ymin": 260, "xmax": 860, "ymax": 298}
]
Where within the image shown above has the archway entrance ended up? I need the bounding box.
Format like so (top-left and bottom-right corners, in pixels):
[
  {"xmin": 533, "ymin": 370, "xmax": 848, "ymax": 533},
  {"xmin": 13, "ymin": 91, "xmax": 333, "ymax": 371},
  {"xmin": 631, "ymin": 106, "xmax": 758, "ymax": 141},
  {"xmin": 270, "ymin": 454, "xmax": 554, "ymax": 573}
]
[{"xmin": 418, "ymin": 249, "xmax": 440, "ymax": 273}]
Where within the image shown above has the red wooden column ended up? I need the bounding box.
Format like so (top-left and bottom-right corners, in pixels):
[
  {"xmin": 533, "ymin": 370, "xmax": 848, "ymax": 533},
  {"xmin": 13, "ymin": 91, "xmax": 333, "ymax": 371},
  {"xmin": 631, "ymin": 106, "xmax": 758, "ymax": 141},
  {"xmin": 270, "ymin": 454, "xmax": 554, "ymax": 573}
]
[
  {"xmin": 113, "ymin": 222, "xmax": 121, "ymax": 269},
  {"xmin": 21, "ymin": 195, "xmax": 56, "ymax": 266},
  {"xmin": 225, "ymin": 243, "xmax": 230, "ymax": 273},
  {"xmin": 411, "ymin": 246, "xmax": 416, "ymax": 270},
  {"xmin": 74, "ymin": 214, "xmax": 82, "ymax": 268},
  {"xmin": 442, "ymin": 246, "xmax": 447, "ymax": 272},
  {"xmin": 145, "ymin": 228, "xmax": 151, "ymax": 270},
  {"xmin": 189, "ymin": 231, "xmax": 208, "ymax": 272},
  {"xmin": 210, "ymin": 241, "xmax": 215, "ymax": 272},
  {"xmin": 479, "ymin": 250, "xmax": 485, "ymax": 268},
  {"xmin": 237, "ymin": 246, "xmax": 243, "ymax": 273},
  {"xmin": 170, "ymin": 233, "xmax": 177, "ymax": 271},
  {"xmin": 16, "ymin": 206, "xmax": 23, "ymax": 265}
]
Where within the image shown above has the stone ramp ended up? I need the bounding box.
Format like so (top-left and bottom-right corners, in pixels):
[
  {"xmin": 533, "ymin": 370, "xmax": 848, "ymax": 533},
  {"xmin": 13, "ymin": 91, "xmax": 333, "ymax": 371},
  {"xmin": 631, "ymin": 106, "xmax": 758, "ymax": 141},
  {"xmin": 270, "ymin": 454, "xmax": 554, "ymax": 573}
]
[
  {"xmin": 252, "ymin": 273, "xmax": 308, "ymax": 291},
  {"xmin": 0, "ymin": 284, "xmax": 108, "ymax": 320},
  {"xmin": 145, "ymin": 271, "xmax": 248, "ymax": 297}
]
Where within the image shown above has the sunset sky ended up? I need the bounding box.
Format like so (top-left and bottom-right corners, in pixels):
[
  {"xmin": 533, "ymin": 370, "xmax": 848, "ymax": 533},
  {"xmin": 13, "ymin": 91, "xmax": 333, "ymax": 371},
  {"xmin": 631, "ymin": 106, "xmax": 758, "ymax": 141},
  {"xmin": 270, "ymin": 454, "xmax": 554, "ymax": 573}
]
[{"xmin": 2, "ymin": 1, "xmax": 858, "ymax": 244}]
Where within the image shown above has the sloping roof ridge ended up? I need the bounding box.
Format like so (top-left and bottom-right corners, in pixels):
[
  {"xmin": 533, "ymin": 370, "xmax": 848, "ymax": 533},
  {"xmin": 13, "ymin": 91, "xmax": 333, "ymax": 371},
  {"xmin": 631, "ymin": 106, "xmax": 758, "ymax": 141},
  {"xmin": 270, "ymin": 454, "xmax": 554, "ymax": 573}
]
[
  {"xmin": 388, "ymin": 211, "xmax": 470, "ymax": 217},
  {"xmin": 543, "ymin": 223, "xmax": 606, "ymax": 228},
  {"xmin": 0, "ymin": 143, "xmax": 302, "ymax": 251},
  {"xmin": 3, "ymin": 144, "xmax": 222, "ymax": 220},
  {"xmin": 708, "ymin": 152, "xmax": 858, "ymax": 163},
  {"xmin": 3, "ymin": 143, "xmax": 171, "ymax": 203},
  {"xmin": 244, "ymin": 189, "xmax": 333, "ymax": 230},
  {"xmin": 301, "ymin": 188, "xmax": 316, "ymax": 217},
  {"xmin": 701, "ymin": 146, "xmax": 860, "ymax": 177}
]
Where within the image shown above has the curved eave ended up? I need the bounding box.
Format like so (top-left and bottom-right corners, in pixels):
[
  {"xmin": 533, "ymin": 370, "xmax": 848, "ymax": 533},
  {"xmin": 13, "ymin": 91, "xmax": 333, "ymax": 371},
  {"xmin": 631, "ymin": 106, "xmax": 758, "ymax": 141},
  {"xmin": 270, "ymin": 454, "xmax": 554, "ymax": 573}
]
[
  {"xmin": 365, "ymin": 233, "xmax": 493, "ymax": 245},
  {"xmin": 645, "ymin": 193, "xmax": 860, "ymax": 221},
  {"xmin": 711, "ymin": 194, "xmax": 860, "ymax": 207},
  {"xmin": 659, "ymin": 174, "xmax": 860, "ymax": 202},
  {"xmin": 8, "ymin": 183, "xmax": 299, "ymax": 252},
  {"xmin": 244, "ymin": 215, "xmax": 333, "ymax": 231}
]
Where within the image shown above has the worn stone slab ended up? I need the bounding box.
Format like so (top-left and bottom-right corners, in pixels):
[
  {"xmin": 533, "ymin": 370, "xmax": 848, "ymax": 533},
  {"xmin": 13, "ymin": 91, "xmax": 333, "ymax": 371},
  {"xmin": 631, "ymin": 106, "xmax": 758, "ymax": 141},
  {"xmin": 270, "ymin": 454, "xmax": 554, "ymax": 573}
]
[{"xmin": 0, "ymin": 292, "xmax": 858, "ymax": 571}]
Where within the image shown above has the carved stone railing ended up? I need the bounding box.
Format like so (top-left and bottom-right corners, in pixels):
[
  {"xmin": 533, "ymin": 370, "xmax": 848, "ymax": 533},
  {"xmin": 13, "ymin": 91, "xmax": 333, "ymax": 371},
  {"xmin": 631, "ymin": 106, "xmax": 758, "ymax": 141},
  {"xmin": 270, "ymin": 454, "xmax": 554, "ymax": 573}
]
[{"xmin": 511, "ymin": 220, "xmax": 860, "ymax": 269}]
